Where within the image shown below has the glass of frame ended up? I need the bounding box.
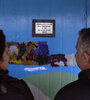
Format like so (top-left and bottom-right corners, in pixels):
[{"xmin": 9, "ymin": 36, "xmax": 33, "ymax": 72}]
[{"xmin": 32, "ymin": 19, "xmax": 55, "ymax": 37}]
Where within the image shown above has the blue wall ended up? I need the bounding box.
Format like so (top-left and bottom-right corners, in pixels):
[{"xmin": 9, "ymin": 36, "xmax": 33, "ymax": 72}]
[
  {"xmin": 87, "ymin": 0, "xmax": 90, "ymax": 27},
  {"xmin": 0, "ymin": 0, "xmax": 86, "ymax": 55},
  {"xmin": 0, "ymin": 0, "xmax": 89, "ymax": 99}
]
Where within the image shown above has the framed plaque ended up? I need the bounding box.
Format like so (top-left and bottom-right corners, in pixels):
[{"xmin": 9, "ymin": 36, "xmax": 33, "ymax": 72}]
[{"xmin": 32, "ymin": 19, "xmax": 55, "ymax": 37}]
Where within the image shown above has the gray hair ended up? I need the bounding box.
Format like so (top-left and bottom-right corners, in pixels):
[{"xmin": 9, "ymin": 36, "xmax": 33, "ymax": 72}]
[{"xmin": 78, "ymin": 28, "xmax": 90, "ymax": 54}]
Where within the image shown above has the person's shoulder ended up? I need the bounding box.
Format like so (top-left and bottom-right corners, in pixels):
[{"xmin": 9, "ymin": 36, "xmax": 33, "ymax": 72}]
[
  {"xmin": 63, "ymin": 79, "xmax": 80, "ymax": 89},
  {"xmin": 4, "ymin": 75, "xmax": 28, "ymax": 89},
  {"xmin": 55, "ymin": 79, "xmax": 90, "ymax": 100},
  {"xmin": 54, "ymin": 80, "xmax": 80, "ymax": 100},
  {"xmin": 59, "ymin": 80, "xmax": 80, "ymax": 93},
  {"xmin": 6, "ymin": 75, "xmax": 21, "ymax": 82},
  {"xmin": 2, "ymin": 75, "xmax": 34, "ymax": 99}
]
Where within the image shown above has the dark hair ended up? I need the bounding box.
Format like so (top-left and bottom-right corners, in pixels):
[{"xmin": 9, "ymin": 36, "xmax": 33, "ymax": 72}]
[
  {"xmin": 79, "ymin": 28, "xmax": 90, "ymax": 40},
  {"xmin": 0, "ymin": 30, "xmax": 6, "ymax": 61},
  {"xmin": 78, "ymin": 28, "xmax": 90, "ymax": 54},
  {"xmin": 0, "ymin": 30, "xmax": 8, "ymax": 94}
]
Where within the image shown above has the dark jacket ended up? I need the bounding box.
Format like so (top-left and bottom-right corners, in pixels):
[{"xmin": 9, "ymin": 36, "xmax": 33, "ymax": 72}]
[
  {"xmin": 0, "ymin": 70, "xmax": 34, "ymax": 100},
  {"xmin": 54, "ymin": 69, "xmax": 90, "ymax": 100}
]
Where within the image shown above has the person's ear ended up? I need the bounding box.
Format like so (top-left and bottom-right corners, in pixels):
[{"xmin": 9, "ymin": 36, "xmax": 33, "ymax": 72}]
[{"xmin": 83, "ymin": 52, "xmax": 90, "ymax": 64}]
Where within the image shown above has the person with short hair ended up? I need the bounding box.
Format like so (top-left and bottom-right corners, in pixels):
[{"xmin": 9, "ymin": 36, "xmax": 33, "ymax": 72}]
[
  {"xmin": 0, "ymin": 30, "xmax": 34, "ymax": 100},
  {"xmin": 54, "ymin": 28, "xmax": 90, "ymax": 100}
]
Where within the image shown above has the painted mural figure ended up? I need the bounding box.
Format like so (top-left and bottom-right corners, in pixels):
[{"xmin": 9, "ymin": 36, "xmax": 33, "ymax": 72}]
[
  {"xmin": 50, "ymin": 54, "xmax": 67, "ymax": 67},
  {"xmin": 54, "ymin": 28, "xmax": 90, "ymax": 100}
]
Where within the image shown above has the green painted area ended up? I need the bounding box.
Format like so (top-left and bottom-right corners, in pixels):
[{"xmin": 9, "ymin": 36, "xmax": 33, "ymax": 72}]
[{"xmin": 22, "ymin": 72, "xmax": 78, "ymax": 100}]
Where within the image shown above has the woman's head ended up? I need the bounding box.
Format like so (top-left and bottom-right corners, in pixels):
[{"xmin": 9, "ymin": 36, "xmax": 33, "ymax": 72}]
[
  {"xmin": 0, "ymin": 30, "xmax": 10, "ymax": 70},
  {"xmin": 0, "ymin": 30, "xmax": 6, "ymax": 61}
]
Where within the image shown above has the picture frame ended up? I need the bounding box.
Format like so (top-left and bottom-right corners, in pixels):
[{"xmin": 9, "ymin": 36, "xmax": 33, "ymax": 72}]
[{"xmin": 32, "ymin": 19, "xmax": 55, "ymax": 37}]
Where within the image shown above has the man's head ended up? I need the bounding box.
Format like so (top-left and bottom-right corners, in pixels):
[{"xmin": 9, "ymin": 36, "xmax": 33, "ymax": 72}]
[{"xmin": 75, "ymin": 28, "xmax": 90, "ymax": 70}]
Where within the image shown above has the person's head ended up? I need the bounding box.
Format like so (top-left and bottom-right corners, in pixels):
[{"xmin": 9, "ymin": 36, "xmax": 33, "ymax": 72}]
[
  {"xmin": 75, "ymin": 28, "xmax": 90, "ymax": 70},
  {"xmin": 0, "ymin": 30, "xmax": 10, "ymax": 70}
]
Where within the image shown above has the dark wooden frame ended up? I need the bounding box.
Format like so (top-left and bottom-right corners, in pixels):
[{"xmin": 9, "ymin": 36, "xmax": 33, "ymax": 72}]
[{"xmin": 32, "ymin": 19, "xmax": 55, "ymax": 37}]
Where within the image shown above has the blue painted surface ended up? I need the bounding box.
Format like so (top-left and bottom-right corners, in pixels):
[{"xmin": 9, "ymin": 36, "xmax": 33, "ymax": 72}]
[
  {"xmin": 87, "ymin": 0, "xmax": 90, "ymax": 27},
  {"xmin": 7, "ymin": 64, "xmax": 81, "ymax": 78},
  {"xmin": 0, "ymin": 0, "xmax": 86, "ymax": 77}
]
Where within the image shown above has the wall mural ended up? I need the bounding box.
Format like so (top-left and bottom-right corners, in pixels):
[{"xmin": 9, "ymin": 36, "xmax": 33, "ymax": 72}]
[{"xmin": 8, "ymin": 41, "xmax": 76, "ymax": 67}]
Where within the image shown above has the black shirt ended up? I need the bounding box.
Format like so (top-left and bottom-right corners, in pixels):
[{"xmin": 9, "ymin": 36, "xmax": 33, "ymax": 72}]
[
  {"xmin": 54, "ymin": 69, "xmax": 90, "ymax": 100},
  {"xmin": 0, "ymin": 70, "xmax": 34, "ymax": 100}
]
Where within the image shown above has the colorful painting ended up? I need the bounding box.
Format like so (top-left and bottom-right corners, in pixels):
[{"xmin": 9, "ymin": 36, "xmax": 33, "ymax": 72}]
[{"xmin": 8, "ymin": 41, "xmax": 76, "ymax": 67}]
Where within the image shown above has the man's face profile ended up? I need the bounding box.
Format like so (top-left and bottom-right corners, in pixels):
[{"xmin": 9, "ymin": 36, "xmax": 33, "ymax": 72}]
[{"xmin": 75, "ymin": 37, "xmax": 82, "ymax": 69}]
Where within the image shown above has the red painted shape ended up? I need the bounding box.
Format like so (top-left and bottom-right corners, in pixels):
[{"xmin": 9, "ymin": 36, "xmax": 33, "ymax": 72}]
[{"xmin": 50, "ymin": 61, "xmax": 59, "ymax": 67}]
